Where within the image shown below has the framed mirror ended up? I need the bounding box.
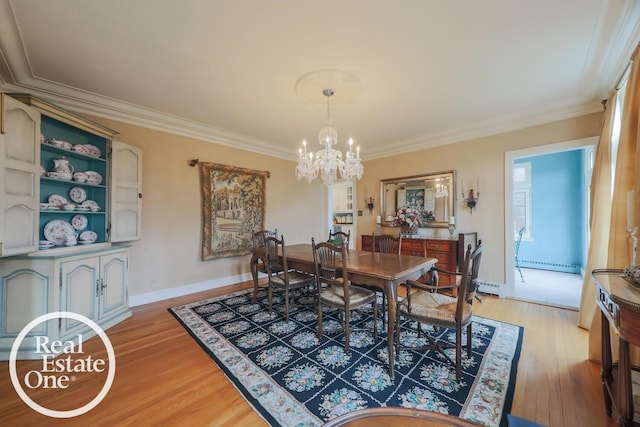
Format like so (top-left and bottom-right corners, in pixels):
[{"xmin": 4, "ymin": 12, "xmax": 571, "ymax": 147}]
[{"xmin": 380, "ymin": 170, "xmax": 456, "ymax": 228}]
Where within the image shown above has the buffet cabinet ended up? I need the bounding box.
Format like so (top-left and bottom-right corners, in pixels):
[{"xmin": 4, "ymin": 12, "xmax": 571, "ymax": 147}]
[
  {"xmin": 0, "ymin": 246, "xmax": 130, "ymax": 360},
  {"xmin": 361, "ymin": 235, "xmax": 459, "ymax": 285},
  {"xmin": 0, "ymin": 93, "xmax": 142, "ymax": 359}
]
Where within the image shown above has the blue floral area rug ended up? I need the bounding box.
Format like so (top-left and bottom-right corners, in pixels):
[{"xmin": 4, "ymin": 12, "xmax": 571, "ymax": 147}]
[{"xmin": 169, "ymin": 288, "xmax": 523, "ymax": 427}]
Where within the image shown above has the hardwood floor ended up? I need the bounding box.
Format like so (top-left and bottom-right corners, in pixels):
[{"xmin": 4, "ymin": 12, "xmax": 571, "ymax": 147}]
[{"xmin": 0, "ymin": 281, "xmax": 615, "ymax": 427}]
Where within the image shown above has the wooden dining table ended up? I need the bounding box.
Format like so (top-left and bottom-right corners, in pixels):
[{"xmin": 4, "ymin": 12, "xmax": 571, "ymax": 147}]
[{"xmin": 250, "ymin": 243, "xmax": 437, "ymax": 378}]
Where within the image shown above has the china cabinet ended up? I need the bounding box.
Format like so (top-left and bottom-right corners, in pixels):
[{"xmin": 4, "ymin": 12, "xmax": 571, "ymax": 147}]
[
  {"xmin": 0, "ymin": 94, "xmax": 41, "ymax": 256},
  {"xmin": 332, "ymin": 181, "xmax": 354, "ymax": 212},
  {"xmin": 0, "ymin": 93, "xmax": 141, "ymax": 360}
]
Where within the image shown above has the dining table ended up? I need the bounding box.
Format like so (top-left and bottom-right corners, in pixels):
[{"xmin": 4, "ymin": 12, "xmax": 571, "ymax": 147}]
[{"xmin": 250, "ymin": 243, "xmax": 437, "ymax": 378}]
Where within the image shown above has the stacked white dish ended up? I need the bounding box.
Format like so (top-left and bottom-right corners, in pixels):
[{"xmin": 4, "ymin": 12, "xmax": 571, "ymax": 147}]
[
  {"xmin": 38, "ymin": 240, "xmax": 55, "ymax": 250},
  {"xmin": 79, "ymin": 230, "xmax": 97, "ymax": 244}
]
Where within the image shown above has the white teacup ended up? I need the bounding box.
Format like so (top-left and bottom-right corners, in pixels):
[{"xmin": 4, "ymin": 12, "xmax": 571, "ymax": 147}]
[{"xmin": 64, "ymin": 234, "xmax": 78, "ymax": 246}]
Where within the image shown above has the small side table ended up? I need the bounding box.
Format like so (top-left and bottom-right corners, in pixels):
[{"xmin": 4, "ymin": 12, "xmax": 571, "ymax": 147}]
[{"xmin": 593, "ymin": 269, "xmax": 640, "ymax": 426}]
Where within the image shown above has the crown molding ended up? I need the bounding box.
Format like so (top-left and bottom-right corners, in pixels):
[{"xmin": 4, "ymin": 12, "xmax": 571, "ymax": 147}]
[{"xmin": 365, "ymin": 100, "xmax": 604, "ymax": 160}]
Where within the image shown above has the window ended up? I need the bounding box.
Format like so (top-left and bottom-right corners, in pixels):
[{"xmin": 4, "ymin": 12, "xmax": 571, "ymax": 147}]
[{"xmin": 513, "ymin": 162, "xmax": 532, "ymax": 239}]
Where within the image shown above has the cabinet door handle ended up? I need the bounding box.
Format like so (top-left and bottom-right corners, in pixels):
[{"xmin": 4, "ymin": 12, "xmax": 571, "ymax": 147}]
[
  {"xmin": 96, "ymin": 279, "xmax": 101, "ymax": 297},
  {"xmin": 100, "ymin": 278, "xmax": 107, "ymax": 295}
]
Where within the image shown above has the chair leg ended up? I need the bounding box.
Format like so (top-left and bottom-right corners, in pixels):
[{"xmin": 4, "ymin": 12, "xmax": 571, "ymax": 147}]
[
  {"xmin": 456, "ymin": 327, "xmax": 462, "ymax": 381},
  {"xmin": 372, "ymin": 300, "xmax": 378, "ymax": 341},
  {"xmin": 317, "ymin": 301, "xmax": 324, "ymax": 339},
  {"xmin": 268, "ymin": 285, "xmax": 273, "ymax": 314},
  {"xmin": 395, "ymin": 311, "xmax": 401, "ymax": 359},
  {"xmin": 466, "ymin": 323, "xmax": 472, "ymax": 357},
  {"xmin": 284, "ymin": 287, "xmax": 290, "ymax": 321},
  {"xmin": 344, "ymin": 311, "xmax": 350, "ymax": 353}
]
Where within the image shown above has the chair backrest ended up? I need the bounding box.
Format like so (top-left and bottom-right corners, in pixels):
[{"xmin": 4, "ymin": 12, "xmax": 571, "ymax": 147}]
[
  {"xmin": 329, "ymin": 229, "xmax": 350, "ymax": 248},
  {"xmin": 312, "ymin": 237, "xmax": 349, "ymax": 302},
  {"xmin": 264, "ymin": 235, "xmax": 288, "ymax": 276},
  {"xmin": 373, "ymin": 233, "xmax": 397, "ymax": 254},
  {"xmin": 253, "ymin": 228, "xmax": 278, "ymax": 248},
  {"xmin": 514, "ymin": 227, "xmax": 525, "ymax": 258},
  {"xmin": 461, "ymin": 240, "xmax": 483, "ymax": 305}
]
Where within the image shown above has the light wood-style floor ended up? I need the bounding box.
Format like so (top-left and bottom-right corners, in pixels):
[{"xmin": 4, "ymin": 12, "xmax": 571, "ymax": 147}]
[{"xmin": 0, "ymin": 280, "xmax": 616, "ymax": 427}]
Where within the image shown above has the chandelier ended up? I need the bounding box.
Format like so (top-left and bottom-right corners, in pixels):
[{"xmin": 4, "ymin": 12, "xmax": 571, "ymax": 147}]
[
  {"xmin": 295, "ymin": 88, "xmax": 363, "ymax": 185},
  {"xmin": 435, "ymin": 182, "xmax": 449, "ymax": 198}
]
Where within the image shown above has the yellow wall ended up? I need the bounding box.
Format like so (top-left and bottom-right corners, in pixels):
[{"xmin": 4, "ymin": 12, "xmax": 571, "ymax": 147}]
[
  {"xmin": 92, "ymin": 111, "xmax": 602, "ymax": 301},
  {"xmin": 357, "ymin": 112, "xmax": 603, "ymax": 285},
  {"xmin": 91, "ymin": 118, "xmax": 328, "ymax": 302}
]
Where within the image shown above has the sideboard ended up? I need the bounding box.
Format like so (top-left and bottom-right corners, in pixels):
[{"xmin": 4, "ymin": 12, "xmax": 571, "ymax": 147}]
[
  {"xmin": 361, "ymin": 234, "xmax": 476, "ymax": 286},
  {"xmin": 593, "ymin": 269, "xmax": 640, "ymax": 426}
]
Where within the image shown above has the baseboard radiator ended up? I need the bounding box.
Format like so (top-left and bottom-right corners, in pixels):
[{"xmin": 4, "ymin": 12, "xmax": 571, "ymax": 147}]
[
  {"xmin": 519, "ymin": 260, "xmax": 580, "ymax": 274},
  {"xmin": 476, "ymin": 279, "xmax": 507, "ymax": 298}
]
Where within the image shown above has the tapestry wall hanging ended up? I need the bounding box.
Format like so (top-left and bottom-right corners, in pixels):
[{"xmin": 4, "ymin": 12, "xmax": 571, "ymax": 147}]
[{"xmin": 200, "ymin": 162, "xmax": 268, "ymax": 260}]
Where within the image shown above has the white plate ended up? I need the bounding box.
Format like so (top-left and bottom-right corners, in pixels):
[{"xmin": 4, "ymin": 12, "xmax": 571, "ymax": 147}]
[
  {"xmin": 84, "ymin": 144, "xmax": 101, "ymax": 158},
  {"xmin": 43, "ymin": 220, "xmax": 76, "ymax": 246},
  {"xmin": 48, "ymin": 194, "xmax": 68, "ymax": 206},
  {"xmin": 74, "ymin": 206, "xmax": 90, "ymax": 211},
  {"xmin": 78, "ymin": 240, "xmax": 95, "ymax": 245},
  {"xmin": 69, "ymin": 187, "xmax": 87, "ymax": 203},
  {"xmin": 79, "ymin": 230, "xmax": 98, "ymax": 242},
  {"xmin": 84, "ymin": 171, "xmax": 102, "ymax": 185},
  {"xmin": 72, "ymin": 144, "xmax": 91, "ymax": 155},
  {"xmin": 71, "ymin": 214, "xmax": 88, "ymax": 230}
]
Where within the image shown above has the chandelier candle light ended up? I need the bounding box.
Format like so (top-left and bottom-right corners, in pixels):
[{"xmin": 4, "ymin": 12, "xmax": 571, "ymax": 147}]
[{"xmin": 295, "ymin": 88, "xmax": 364, "ymax": 185}]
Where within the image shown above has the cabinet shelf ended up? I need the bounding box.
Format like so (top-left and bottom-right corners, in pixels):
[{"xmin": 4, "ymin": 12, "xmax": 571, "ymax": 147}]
[
  {"xmin": 40, "ymin": 176, "xmax": 106, "ymax": 188},
  {"xmin": 40, "ymin": 210, "xmax": 105, "ymax": 215},
  {"xmin": 40, "ymin": 142, "xmax": 107, "ymax": 162}
]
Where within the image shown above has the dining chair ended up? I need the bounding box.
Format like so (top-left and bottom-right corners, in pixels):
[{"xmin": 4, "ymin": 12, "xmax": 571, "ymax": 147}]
[
  {"xmin": 252, "ymin": 228, "xmax": 278, "ymax": 275},
  {"xmin": 328, "ymin": 229, "xmax": 350, "ymax": 248},
  {"xmin": 312, "ymin": 237, "xmax": 378, "ymax": 352},
  {"xmin": 515, "ymin": 226, "xmax": 525, "ymax": 282},
  {"xmin": 395, "ymin": 241, "xmax": 483, "ymax": 380},
  {"xmin": 264, "ymin": 235, "xmax": 316, "ymax": 321},
  {"xmin": 352, "ymin": 233, "xmax": 399, "ymax": 326}
]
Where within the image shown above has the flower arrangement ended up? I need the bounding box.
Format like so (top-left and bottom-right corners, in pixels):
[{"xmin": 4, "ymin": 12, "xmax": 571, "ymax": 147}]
[{"xmin": 393, "ymin": 205, "xmax": 424, "ymax": 228}]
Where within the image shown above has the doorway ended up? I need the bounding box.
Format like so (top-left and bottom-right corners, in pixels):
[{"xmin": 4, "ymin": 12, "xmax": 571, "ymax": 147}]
[{"xmin": 504, "ymin": 136, "xmax": 597, "ymax": 308}]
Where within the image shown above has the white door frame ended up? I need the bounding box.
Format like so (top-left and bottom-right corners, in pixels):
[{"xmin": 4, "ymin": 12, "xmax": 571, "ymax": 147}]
[{"xmin": 503, "ymin": 136, "xmax": 598, "ymax": 297}]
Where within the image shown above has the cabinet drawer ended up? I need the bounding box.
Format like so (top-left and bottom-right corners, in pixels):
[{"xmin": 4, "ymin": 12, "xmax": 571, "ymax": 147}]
[
  {"xmin": 426, "ymin": 240, "xmax": 455, "ymax": 251},
  {"xmin": 597, "ymin": 285, "xmax": 618, "ymax": 325},
  {"xmin": 400, "ymin": 239, "xmax": 426, "ymax": 257},
  {"xmin": 428, "ymin": 251, "xmax": 454, "ymax": 266}
]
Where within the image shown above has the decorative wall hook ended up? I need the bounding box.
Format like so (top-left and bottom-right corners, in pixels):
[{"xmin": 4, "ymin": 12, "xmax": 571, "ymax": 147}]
[{"xmin": 365, "ymin": 196, "xmax": 375, "ymax": 215}]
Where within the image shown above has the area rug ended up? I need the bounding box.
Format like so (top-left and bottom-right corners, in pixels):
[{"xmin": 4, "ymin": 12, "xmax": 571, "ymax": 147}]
[{"xmin": 169, "ymin": 288, "xmax": 523, "ymax": 427}]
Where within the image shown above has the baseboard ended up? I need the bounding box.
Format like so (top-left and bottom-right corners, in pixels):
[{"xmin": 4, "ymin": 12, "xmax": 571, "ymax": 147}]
[
  {"xmin": 519, "ymin": 260, "xmax": 580, "ymax": 274},
  {"xmin": 128, "ymin": 272, "xmax": 257, "ymax": 307},
  {"xmin": 477, "ymin": 279, "xmax": 507, "ymax": 298}
]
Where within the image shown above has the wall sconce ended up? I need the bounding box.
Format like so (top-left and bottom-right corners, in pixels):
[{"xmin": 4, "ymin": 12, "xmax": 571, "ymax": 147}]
[
  {"xmin": 365, "ymin": 196, "xmax": 375, "ymax": 215},
  {"xmin": 461, "ymin": 188, "xmax": 479, "ymax": 213}
]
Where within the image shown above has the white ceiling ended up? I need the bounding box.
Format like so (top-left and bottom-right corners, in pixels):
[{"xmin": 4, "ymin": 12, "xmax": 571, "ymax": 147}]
[{"xmin": 1, "ymin": 0, "xmax": 639, "ymax": 160}]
